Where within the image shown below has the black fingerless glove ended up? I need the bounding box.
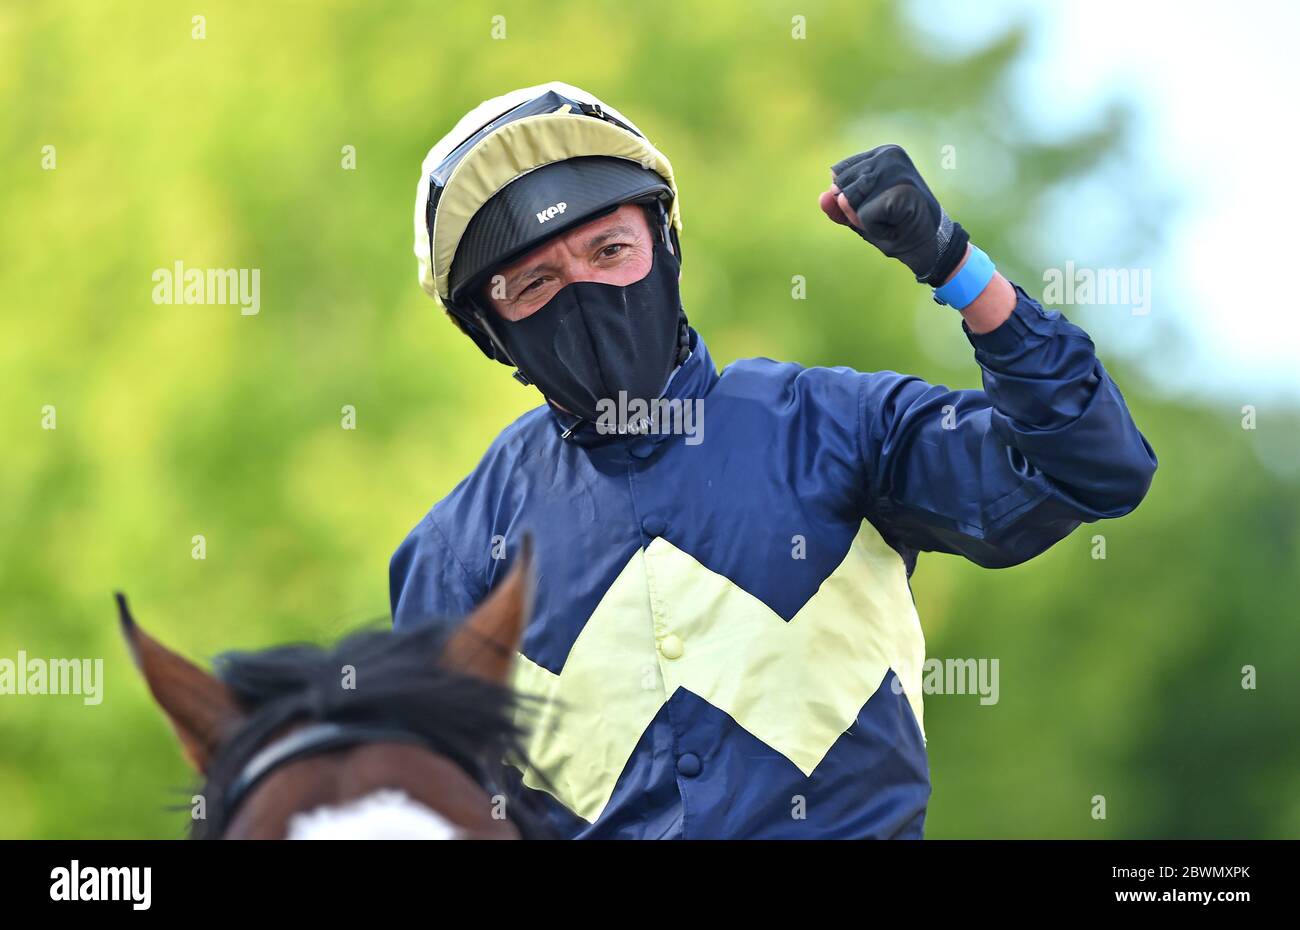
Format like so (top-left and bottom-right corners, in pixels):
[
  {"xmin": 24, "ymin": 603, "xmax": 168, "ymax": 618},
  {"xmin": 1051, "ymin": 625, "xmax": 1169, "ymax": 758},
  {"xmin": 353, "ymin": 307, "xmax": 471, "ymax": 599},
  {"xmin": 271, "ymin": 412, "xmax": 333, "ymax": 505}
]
[{"xmin": 832, "ymin": 144, "xmax": 969, "ymax": 286}]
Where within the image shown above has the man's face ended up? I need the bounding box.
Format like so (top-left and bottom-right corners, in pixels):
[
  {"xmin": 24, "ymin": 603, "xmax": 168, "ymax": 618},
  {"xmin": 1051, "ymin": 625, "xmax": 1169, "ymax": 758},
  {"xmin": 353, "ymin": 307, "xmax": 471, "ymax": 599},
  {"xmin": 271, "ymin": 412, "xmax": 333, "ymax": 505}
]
[{"xmin": 481, "ymin": 202, "xmax": 655, "ymax": 322}]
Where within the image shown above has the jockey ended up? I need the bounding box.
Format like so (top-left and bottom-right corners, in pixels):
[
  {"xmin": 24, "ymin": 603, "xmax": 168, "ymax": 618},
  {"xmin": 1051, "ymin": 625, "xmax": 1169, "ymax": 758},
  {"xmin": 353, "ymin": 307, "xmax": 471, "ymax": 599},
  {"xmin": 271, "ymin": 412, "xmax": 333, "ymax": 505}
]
[{"xmin": 391, "ymin": 82, "xmax": 1157, "ymax": 839}]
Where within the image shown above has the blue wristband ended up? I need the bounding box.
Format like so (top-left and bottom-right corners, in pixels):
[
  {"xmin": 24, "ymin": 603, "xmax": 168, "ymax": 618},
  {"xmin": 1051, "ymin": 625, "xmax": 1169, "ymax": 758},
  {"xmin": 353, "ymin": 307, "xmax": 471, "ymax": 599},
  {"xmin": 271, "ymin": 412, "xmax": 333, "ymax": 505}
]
[{"xmin": 932, "ymin": 244, "xmax": 995, "ymax": 310}]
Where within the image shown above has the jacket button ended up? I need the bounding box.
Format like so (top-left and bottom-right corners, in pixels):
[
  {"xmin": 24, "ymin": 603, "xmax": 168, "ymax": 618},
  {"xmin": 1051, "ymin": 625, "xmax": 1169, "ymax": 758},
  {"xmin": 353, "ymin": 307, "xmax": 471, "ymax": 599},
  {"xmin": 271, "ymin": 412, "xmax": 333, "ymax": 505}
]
[
  {"xmin": 630, "ymin": 438, "xmax": 656, "ymax": 459},
  {"xmin": 642, "ymin": 517, "xmax": 665, "ymax": 538},
  {"xmin": 676, "ymin": 753, "xmax": 701, "ymax": 777},
  {"xmin": 659, "ymin": 634, "xmax": 684, "ymax": 660}
]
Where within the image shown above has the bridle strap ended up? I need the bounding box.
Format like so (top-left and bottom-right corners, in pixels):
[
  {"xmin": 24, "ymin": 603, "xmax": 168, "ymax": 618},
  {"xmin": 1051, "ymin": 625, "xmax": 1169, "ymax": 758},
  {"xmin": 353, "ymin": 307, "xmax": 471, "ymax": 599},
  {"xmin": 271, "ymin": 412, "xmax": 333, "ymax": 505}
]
[{"xmin": 222, "ymin": 722, "xmax": 444, "ymax": 821}]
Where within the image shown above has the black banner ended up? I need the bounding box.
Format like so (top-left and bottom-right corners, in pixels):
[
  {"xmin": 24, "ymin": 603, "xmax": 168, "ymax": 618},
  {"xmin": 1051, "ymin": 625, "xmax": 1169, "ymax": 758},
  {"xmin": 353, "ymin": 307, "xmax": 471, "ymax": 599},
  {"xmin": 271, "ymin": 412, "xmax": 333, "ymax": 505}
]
[{"xmin": 0, "ymin": 839, "xmax": 1285, "ymax": 915}]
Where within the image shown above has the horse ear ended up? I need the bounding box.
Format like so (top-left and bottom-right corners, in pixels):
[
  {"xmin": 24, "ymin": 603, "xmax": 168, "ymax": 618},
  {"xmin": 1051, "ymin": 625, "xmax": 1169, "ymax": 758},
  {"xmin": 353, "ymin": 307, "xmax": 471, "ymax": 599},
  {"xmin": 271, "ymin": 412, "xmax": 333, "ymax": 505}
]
[
  {"xmin": 441, "ymin": 536, "xmax": 533, "ymax": 685},
  {"xmin": 116, "ymin": 593, "xmax": 244, "ymax": 774}
]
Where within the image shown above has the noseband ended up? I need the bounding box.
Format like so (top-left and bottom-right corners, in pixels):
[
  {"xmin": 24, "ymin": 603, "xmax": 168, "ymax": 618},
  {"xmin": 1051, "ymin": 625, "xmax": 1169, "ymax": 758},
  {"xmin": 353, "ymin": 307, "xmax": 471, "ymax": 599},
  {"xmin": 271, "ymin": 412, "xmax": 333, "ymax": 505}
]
[{"xmin": 222, "ymin": 721, "xmax": 491, "ymax": 826}]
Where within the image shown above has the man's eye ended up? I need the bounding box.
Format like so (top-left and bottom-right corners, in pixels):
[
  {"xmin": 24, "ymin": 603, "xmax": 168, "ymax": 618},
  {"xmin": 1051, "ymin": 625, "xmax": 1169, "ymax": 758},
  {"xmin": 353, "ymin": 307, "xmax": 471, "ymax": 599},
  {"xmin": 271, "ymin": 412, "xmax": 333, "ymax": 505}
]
[
  {"xmin": 598, "ymin": 244, "xmax": 626, "ymax": 259},
  {"xmin": 518, "ymin": 278, "xmax": 546, "ymax": 297}
]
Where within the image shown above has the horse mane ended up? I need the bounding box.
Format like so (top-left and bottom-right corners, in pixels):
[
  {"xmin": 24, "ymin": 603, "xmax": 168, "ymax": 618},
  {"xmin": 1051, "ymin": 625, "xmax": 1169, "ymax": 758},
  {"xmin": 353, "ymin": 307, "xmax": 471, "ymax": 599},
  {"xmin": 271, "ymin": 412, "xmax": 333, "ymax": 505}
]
[{"xmin": 192, "ymin": 620, "xmax": 551, "ymax": 839}]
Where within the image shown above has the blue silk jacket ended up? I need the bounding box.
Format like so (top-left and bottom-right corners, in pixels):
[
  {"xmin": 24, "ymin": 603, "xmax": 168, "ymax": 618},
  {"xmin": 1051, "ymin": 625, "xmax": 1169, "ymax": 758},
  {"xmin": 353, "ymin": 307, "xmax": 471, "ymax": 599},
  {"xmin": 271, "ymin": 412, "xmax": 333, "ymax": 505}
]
[{"xmin": 390, "ymin": 284, "xmax": 1157, "ymax": 838}]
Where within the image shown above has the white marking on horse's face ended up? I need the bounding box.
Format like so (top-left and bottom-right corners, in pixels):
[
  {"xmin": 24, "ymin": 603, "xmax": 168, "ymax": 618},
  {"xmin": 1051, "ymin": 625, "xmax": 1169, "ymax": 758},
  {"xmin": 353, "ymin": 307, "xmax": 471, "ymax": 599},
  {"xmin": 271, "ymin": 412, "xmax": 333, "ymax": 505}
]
[{"xmin": 285, "ymin": 789, "xmax": 465, "ymax": 840}]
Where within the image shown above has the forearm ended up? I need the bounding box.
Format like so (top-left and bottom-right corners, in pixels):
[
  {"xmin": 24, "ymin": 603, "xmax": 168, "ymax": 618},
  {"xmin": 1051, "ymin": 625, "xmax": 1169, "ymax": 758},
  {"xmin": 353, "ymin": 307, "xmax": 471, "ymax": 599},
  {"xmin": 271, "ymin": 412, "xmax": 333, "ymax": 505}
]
[
  {"xmin": 861, "ymin": 290, "xmax": 1157, "ymax": 566},
  {"xmin": 938, "ymin": 242, "xmax": 1016, "ymax": 334},
  {"xmin": 967, "ymin": 284, "xmax": 1157, "ymax": 515},
  {"xmin": 894, "ymin": 232, "xmax": 1152, "ymax": 513}
]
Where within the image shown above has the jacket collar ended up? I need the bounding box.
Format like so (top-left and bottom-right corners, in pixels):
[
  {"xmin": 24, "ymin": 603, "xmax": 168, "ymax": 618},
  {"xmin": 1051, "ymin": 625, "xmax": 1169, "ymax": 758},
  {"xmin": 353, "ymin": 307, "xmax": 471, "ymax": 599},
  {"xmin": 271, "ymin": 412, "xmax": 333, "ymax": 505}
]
[{"xmin": 549, "ymin": 328, "xmax": 717, "ymax": 448}]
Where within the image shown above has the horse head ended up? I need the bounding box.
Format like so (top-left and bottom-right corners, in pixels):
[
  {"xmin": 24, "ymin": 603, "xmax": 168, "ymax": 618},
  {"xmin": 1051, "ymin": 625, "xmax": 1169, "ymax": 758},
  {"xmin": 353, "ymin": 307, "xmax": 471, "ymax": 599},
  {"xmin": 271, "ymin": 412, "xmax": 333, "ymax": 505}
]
[{"xmin": 118, "ymin": 542, "xmax": 546, "ymax": 839}]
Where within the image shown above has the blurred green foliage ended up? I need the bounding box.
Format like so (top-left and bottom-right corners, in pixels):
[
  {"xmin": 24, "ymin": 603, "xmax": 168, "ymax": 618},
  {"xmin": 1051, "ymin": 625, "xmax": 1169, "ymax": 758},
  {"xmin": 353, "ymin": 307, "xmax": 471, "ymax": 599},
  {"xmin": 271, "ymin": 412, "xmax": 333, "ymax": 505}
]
[{"xmin": 1, "ymin": 0, "xmax": 1296, "ymax": 839}]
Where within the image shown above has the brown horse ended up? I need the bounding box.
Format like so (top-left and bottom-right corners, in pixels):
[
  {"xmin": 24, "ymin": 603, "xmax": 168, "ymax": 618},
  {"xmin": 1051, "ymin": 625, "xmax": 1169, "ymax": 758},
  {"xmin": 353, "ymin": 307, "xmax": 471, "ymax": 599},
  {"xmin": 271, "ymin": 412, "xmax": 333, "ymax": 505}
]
[{"xmin": 118, "ymin": 547, "xmax": 548, "ymax": 839}]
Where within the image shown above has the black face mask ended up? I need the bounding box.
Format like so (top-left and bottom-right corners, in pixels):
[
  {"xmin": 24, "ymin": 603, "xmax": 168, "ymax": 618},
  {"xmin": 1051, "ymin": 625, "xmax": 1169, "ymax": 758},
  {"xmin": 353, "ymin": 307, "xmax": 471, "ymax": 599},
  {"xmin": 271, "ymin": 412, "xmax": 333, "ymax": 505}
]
[{"xmin": 486, "ymin": 236, "xmax": 685, "ymax": 424}]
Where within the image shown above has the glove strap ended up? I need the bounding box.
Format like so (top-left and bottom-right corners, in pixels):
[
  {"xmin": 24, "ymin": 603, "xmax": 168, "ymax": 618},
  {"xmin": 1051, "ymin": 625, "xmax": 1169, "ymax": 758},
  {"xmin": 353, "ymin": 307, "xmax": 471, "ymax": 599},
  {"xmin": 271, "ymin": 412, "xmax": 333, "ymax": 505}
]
[{"xmin": 932, "ymin": 244, "xmax": 995, "ymax": 310}]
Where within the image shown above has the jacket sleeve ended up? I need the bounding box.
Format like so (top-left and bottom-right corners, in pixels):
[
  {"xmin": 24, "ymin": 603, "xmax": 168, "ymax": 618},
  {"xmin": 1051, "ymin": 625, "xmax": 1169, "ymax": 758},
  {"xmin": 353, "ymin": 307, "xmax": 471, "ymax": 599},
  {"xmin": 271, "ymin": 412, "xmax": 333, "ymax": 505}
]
[
  {"xmin": 389, "ymin": 511, "xmax": 485, "ymax": 631},
  {"xmin": 861, "ymin": 283, "xmax": 1157, "ymax": 567}
]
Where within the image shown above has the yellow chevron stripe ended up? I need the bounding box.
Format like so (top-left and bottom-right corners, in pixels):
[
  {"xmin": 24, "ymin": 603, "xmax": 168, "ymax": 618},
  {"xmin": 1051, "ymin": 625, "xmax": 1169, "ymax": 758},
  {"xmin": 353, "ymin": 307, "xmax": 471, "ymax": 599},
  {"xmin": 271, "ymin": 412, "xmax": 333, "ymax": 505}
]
[
  {"xmin": 509, "ymin": 520, "xmax": 926, "ymax": 823},
  {"xmin": 510, "ymin": 549, "xmax": 667, "ymax": 822}
]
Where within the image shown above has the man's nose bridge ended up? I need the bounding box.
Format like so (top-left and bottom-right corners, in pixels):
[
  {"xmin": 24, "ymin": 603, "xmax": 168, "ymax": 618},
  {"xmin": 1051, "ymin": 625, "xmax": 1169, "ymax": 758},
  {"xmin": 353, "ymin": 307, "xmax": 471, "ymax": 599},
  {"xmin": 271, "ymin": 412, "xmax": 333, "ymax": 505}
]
[
  {"xmin": 559, "ymin": 252, "xmax": 587, "ymax": 286},
  {"xmin": 558, "ymin": 238, "xmax": 600, "ymax": 285}
]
